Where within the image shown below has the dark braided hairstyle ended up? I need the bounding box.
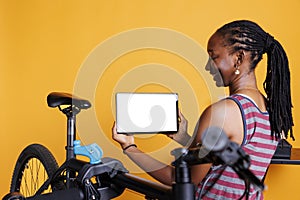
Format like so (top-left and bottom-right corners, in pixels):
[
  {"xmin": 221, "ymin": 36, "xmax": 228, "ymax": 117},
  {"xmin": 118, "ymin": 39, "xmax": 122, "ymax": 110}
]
[{"xmin": 216, "ymin": 20, "xmax": 294, "ymax": 140}]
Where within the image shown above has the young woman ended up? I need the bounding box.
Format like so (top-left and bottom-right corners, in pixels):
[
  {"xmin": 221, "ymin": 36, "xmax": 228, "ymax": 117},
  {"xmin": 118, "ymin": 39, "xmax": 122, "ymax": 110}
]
[{"xmin": 112, "ymin": 20, "xmax": 294, "ymax": 199}]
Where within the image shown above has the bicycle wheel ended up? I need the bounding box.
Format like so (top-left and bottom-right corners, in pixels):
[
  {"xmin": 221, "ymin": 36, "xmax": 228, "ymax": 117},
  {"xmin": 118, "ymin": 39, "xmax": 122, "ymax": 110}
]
[{"xmin": 10, "ymin": 144, "xmax": 60, "ymax": 197}]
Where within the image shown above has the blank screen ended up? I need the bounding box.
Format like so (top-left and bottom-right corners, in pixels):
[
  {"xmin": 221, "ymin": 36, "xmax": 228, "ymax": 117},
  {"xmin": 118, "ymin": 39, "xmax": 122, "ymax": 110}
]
[{"xmin": 116, "ymin": 93, "xmax": 178, "ymax": 133}]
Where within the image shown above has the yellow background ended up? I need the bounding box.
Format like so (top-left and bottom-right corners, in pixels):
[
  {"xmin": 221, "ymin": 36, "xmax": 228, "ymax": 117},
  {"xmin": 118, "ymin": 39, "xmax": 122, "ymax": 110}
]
[{"xmin": 1, "ymin": 0, "xmax": 300, "ymax": 199}]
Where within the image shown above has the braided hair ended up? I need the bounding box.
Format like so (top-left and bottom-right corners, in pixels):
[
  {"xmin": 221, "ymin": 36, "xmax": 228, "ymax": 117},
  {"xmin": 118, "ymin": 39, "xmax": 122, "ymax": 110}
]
[{"xmin": 216, "ymin": 20, "xmax": 294, "ymax": 140}]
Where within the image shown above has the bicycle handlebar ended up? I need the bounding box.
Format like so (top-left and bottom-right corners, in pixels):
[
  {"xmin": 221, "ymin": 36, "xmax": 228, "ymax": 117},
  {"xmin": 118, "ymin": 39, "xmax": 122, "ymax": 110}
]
[{"xmin": 174, "ymin": 126, "xmax": 265, "ymax": 191}]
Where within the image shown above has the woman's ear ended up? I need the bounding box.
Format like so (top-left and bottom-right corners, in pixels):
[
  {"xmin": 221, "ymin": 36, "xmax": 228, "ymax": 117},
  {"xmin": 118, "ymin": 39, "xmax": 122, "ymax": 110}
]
[{"xmin": 236, "ymin": 50, "xmax": 245, "ymax": 66}]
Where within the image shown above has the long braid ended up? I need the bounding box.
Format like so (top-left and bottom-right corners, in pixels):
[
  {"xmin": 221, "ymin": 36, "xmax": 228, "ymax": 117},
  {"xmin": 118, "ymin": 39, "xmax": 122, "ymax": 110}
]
[
  {"xmin": 216, "ymin": 20, "xmax": 294, "ymax": 140},
  {"xmin": 264, "ymin": 39, "xmax": 294, "ymax": 139}
]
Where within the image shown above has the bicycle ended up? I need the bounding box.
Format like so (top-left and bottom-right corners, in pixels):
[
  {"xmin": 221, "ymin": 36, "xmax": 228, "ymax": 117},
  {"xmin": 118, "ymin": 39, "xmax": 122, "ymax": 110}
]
[{"xmin": 3, "ymin": 92, "xmax": 264, "ymax": 200}]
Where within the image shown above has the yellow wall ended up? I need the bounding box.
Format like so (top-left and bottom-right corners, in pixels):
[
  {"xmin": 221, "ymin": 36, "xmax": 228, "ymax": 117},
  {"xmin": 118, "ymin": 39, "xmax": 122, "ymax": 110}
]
[{"xmin": 1, "ymin": 0, "xmax": 300, "ymax": 199}]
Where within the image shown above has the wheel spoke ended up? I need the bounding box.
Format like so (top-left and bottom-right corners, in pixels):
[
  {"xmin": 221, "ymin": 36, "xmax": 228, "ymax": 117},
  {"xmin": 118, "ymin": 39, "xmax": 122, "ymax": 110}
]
[
  {"xmin": 36, "ymin": 158, "xmax": 40, "ymax": 191},
  {"xmin": 10, "ymin": 144, "xmax": 59, "ymax": 197}
]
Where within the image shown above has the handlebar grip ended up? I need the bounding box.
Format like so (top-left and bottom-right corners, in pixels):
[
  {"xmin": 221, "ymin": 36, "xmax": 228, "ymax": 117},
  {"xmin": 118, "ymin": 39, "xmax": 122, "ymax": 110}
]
[{"xmin": 201, "ymin": 126, "xmax": 229, "ymax": 152}]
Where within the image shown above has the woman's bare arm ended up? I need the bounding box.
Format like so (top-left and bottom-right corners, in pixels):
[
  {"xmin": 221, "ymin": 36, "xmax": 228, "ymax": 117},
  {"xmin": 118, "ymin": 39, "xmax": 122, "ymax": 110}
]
[{"xmin": 112, "ymin": 123, "xmax": 175, "ymax": 186}]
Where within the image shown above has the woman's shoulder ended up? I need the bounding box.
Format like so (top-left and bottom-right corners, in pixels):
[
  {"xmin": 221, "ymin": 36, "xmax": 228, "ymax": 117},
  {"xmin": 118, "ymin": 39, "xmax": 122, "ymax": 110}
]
[
  {"xmin": 198, "ymin": 98, "xmax": 243, "ymax": 143},
  {"xmin": 200, "ymin": 98, "xmax": 241, "ymax": 126},
  {"xmin": 191, "ymin": 98, "xmax": 244, "ymax": 147},
  {"xmin": 205, "ymin": 97, "xmax": 239, "ymax": 113}
]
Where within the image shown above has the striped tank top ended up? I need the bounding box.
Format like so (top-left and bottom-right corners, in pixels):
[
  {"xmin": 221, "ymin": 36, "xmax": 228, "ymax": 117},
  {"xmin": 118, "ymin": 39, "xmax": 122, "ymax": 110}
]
[{"xmin": 195, "ymin": 94, "xmax": 278, "ymax": 200}]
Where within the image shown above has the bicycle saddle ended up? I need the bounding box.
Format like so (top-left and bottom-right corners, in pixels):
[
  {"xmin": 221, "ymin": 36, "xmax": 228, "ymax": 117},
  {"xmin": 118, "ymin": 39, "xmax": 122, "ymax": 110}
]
[{"xmin": 47, "ymin": 92, "xmax": 91, "ymax": 109}]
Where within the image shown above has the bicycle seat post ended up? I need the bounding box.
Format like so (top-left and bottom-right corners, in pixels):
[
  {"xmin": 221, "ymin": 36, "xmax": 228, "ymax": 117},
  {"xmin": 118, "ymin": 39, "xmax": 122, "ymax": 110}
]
[
  {"xmin": 66, "ymin": 109, "xmax": 77, "ymax": 161},
  {"xmin": 61, "ymin": 106, "xmax": 81, "ymax": 189}
]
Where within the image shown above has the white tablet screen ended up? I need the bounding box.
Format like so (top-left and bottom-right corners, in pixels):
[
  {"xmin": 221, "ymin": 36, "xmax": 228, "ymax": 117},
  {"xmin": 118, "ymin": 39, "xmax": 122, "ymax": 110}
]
[{"xmin": 116, "ymin": 93, "xmax": 178, "ymax": 133}]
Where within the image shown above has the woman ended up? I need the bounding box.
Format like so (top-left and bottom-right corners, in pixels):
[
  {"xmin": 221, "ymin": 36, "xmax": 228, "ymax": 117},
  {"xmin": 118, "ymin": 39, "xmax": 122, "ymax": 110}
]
[{"xmin": 112, "ymin": 20, "xmax": 294, "ymax": 199}]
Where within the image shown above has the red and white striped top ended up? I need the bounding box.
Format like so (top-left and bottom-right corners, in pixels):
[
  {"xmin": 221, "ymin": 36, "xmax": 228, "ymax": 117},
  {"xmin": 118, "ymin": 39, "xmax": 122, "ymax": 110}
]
[{"xmin": 195, "ymin": 94, "xmax": 278, "ymax": 200}]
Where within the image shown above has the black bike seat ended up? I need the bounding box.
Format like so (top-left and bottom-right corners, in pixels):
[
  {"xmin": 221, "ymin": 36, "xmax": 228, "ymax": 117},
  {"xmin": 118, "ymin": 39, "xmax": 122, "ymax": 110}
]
[{"xmin": 47, "ymin": 92, "xmax": 91, "ymax": 109}]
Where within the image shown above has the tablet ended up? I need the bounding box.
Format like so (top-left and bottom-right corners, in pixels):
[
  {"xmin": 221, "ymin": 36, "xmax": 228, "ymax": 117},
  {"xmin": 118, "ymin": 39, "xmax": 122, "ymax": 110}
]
[{"xmin": 116, "ymin": 93, "xmax": 178, "ymax": 133}]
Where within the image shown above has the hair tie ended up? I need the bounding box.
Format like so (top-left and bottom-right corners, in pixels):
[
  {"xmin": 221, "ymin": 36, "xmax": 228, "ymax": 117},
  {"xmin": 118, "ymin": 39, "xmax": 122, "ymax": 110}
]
[
  {"xmin": 263, "ymin": 33, "xmax": 275, "ymax": 53},
  {"xmin": 123, "ymin": 144, "xmax": 137, "ymax": 154}
]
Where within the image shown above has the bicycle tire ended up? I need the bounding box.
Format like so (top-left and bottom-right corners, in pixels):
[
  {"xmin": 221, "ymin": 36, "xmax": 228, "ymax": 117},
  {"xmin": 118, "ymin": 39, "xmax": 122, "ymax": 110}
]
[{"xmin": 10, "ymin": 144, "xmax": 60, "ymax": 197}]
